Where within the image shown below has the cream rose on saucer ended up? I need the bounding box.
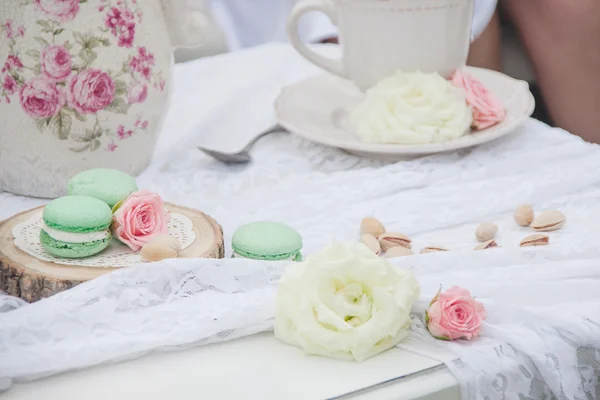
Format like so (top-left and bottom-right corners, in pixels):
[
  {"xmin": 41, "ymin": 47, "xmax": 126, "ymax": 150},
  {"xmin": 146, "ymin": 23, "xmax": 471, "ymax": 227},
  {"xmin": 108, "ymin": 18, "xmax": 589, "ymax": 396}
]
[
  {"xmin": 274, "ymin": 242, "xmax": 420, "ymax": 362},
  {"xmin": 351, "ymin": 71, "xmax": 473, "ymax": 144}
]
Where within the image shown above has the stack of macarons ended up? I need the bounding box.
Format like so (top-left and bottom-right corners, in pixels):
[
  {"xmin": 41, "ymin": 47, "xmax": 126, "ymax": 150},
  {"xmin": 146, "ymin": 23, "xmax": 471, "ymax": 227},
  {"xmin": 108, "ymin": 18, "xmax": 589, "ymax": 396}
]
[
  {"xmin": 41, "ymin": 195, "xmax": 113, "ymax": 258},
  {"xmin": 232, "ymin": 221, "xmax": 303, "ymax": 261},
  {"xmin": 40, "ymin": 168, "xmax": 141, "ymax": 259}
]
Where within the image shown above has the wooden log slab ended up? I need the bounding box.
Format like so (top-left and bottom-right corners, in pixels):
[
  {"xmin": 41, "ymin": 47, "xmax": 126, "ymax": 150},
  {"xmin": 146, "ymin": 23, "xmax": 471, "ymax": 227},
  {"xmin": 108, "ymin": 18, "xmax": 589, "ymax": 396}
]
[{"xmin": 0, "ymin": 203, "xmax": 224, "ymax": 303}]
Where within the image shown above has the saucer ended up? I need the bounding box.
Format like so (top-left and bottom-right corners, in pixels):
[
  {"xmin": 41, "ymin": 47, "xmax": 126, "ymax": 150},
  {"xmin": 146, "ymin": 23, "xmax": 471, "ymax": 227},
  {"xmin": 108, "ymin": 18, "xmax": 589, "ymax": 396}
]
[{"xmin": 275, "ymin": 67, "xmax": 535, "ymax": 159}]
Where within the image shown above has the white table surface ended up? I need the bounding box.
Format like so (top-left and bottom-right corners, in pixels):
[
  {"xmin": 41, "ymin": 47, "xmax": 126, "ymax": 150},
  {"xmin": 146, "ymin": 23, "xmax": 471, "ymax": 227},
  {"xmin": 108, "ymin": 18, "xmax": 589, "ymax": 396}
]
[{"xmin": 4, "ymin": 333, "xmax": 458, "ymax": 400}]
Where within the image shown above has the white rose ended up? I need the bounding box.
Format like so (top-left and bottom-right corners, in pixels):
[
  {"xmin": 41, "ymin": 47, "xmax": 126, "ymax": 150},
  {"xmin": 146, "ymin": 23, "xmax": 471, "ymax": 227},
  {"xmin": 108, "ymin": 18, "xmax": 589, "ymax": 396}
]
[
  {"xmin": 351, "ymin": 71, "xmax": 473, "ymax": 144},
  {"xmin": 274, "ymin": 242, "xmax": 420, "ymax": 362}
]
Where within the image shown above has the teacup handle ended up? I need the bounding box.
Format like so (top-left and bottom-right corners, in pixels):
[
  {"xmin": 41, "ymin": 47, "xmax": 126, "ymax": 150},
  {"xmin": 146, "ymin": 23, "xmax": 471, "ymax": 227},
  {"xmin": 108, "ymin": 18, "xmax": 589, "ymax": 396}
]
[{"xmin": 287, "ymin": 0, "xmax": 347, "ymax": 78}]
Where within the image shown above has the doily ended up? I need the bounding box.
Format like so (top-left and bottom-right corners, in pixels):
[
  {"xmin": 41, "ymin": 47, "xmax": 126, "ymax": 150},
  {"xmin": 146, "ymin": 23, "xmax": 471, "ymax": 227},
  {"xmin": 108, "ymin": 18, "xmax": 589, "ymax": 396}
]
[{"xmin": 11, "ymin": 210, "xmax": 196, "ymax": 268}]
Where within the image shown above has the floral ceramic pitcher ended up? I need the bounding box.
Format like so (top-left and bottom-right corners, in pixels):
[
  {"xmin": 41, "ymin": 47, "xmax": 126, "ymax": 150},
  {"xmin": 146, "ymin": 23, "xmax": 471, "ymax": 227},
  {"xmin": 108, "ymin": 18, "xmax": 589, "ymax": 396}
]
[{"xmin": 0, "ymin": 0, "xmax": 209, "ymax": 197}]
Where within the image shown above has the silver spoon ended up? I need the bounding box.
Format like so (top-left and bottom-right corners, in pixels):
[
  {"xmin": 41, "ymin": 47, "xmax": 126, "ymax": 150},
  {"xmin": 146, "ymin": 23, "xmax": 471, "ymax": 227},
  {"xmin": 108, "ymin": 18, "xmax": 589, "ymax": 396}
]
[{"xmin": 197, "ymin": 125, "xmax": 282, "ymax": 164}]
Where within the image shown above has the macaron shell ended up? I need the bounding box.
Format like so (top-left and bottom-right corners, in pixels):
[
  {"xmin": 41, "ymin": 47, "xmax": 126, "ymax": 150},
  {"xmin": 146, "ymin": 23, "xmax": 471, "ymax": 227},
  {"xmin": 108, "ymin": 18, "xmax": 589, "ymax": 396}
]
[
  {"xmin": 232, "ymin": 248, "xmax": 300, "ymax": 261},
  {"xmin": 43, "ymin": 195, "xmax": 113, "ymax": 233},
  {"xmin": 40, "ymin": 229, "xmax": 111, "ymax": 258},
  {"xmin": 67, "ymin": 168, "xmax": 138, "ymax": 208},
  {"xmin": 232, "ymin": 221, "xmax": 302, "ymax": 259}
]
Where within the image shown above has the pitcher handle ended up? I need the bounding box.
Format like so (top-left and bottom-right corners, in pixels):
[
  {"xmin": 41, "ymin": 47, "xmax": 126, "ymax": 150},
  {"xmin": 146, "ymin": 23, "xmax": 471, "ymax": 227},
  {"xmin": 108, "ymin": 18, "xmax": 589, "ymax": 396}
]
[
  {"xmin": 161, "ymin": 0, "xmax": 212, "ymax": 49},
  {"xmin": 286, "ymin": 0, "xmax": 347, "ymax": 78}
]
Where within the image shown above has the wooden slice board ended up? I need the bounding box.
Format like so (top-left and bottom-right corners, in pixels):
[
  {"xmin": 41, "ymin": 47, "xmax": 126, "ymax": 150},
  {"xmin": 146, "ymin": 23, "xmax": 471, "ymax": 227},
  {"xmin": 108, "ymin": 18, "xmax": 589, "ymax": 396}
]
[{"xmin": 0, "ymin": 203, "xmax": 224, "ymax": 303}]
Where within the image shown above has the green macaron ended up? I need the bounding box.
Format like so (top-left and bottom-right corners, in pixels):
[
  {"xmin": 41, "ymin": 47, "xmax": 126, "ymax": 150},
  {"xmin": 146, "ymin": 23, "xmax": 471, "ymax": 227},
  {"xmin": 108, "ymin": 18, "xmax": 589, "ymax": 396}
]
[
  {"xmin": 40, "ymin": 195, "xmax": 113, "ymax": 258},
  {"xmin": 67, "ymin": 168, "xmax": 138, "ymax": 208},
  {"xmin": 232, "ymin": 221, "xmax": 302, "ymax": 261}
]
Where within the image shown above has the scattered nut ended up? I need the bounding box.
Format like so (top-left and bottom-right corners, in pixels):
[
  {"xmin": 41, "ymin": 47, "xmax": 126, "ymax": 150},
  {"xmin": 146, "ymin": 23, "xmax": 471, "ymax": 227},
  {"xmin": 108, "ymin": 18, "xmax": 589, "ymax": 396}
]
[
  {"xmin": 360, "ymin": 217, "xmax": 386, "ymax": 238},
  {"xmin": 360, "ymin": 234, "xmax": 381, "ymax": 255},
  {"xmin": 474, "ymin": 240, "xmax": 499, "ymax": 250},
  {"xmin": 514, "ymin": 204, "xmax": 535, "ymax": 227},
  {"xmin": 520, "ymin": 234, "xmax": 550, "ymax": 247},
  {"xmin": 531, "ymin": 210, "xmax": 566, "ymax": 232},
  {"xmin": 384, "ymin": 247, "xmax": 414, "ymax": 258},
  {"xmin": 141, "ymin": 235, "xmax": 181, "ymax": 262},
  {"xmin": 379, "ymin": 232, "xmax": 412, "ymax": 251},
  {"xmin": 475, "ymin": 222, "xmax": 498, "ymax": 242},
  {"xmin": 420, "ymin": 246, "xmax": 450, "ymax": 254}
]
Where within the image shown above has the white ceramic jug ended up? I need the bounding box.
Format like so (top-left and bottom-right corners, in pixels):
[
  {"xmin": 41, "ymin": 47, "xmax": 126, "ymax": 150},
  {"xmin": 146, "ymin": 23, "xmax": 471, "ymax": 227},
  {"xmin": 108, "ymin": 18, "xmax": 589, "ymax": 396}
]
[{"xmin": 0, "ymin": 0, "xmax": 210, "ymax": 198}]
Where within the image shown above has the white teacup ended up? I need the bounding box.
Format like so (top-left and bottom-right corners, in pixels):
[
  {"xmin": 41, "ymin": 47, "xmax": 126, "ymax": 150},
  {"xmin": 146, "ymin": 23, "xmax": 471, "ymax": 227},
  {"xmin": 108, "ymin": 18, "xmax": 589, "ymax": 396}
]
[{"xmin": 287, "ymin": 0, "xmax": 492, "ymax": 91}]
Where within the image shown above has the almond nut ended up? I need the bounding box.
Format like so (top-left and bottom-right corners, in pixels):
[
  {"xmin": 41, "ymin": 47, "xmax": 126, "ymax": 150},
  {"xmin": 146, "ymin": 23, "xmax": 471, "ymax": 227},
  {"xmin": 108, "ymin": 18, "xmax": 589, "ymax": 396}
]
[
  {"xmin": 360, "ymin": 234, "xmax": 381, "ymax": 255},
  {"xmin": 384, "ymin": 247, "xmax": 414, "ymax": 258},
  {"xmin": 520, "ymin": 234, "xmax": 550, "ymax": 247},
  {"xmin": 475, "ymin": 222, "xmax": 498, "ymax": 242},
  {"xmin": 474, "ymin": 240, "xmax": 499, "ymax": 250},
  {"xmin": 420, "ymin": 246, "xmax": 450, "ymax": 254},
  {"xmin": 531, "ymin": 210, "xmax": 566, "ymax": 232},
  {"xmin": 379, "ymin": 232, "xmax": 412, "ymax": 251},
  {"xmin": 514, "ymin": 204, "xmax": 535, "ymax": 227},
  {"xmin": 360, "ymin": 217, "xmax": 386, "ymax": 238}
]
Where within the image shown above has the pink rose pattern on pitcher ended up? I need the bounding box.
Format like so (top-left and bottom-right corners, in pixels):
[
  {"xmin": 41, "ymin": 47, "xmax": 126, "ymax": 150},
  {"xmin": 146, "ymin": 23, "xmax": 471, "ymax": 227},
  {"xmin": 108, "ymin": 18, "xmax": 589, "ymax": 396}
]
[{"xmin": 0, "ymin": 0, "xmax": 166, "ymax": 153}]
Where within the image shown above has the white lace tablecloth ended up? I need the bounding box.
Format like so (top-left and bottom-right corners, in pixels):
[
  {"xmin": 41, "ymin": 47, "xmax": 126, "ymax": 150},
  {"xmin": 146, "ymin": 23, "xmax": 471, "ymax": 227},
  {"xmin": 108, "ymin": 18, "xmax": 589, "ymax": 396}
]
[{"xmin": 1, "ymin": 43, "xmax": 600, "ymax": 399}]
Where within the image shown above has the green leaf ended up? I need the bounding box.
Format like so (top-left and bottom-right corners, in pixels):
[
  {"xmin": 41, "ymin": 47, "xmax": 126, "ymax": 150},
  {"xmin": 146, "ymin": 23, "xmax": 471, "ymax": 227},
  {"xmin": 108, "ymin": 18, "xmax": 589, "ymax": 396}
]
[
  {"xmin": 34, "ymin": 37, "xmax": 49, "ymax": 46},
  {"xmin": 106, "ymin": 97, "xmax": 130, "ymax": 115},
  {"xmin": 49, "ymin": 110, "xmax": 72, "ymax": 140},
  {"xmin": 26, "ymin": 49, "xmax": 40, "ymax": 58},
  {"xmin": 74, "ymin": 110, "xmax": 87, "ymax": 122},
  {"xmin": 36, "ymin": 20, "xmax": 53, "ymax": 30},
  {"xmin": 87, "ymin": 38, "xmax": 100, "ymax": 49},
  {"xmin": 71, "ymin": 129, "xmax": 92, "ymax": 142},
  {"xmin": 35, "ymin": 119, "xmax": 46, "ymax": 132},
  {"xmin": 114, "ymin": 80, "xmax": 127, "ymax": 96},
  {"xmin": 54, "ymin": 28, "xmax": 64, "ymax": 36},
  {"xmin": 61, "ymin": 107, "xmax": 87, "ymax": 122},
  {"xmin": 429, "ymin": 285, "xmax": 442, "ymax": 307},
  {"xmin": 63, "ymin": 40, "xmax": 73, "ymax": 50},
  {"xmin": 79, "ymin": 48, "xmax": 97, "ymax": 67},
  {"xmin": 111, "ymin": 198, "xmax": 124, "ymax": 214},
  {"xmin": 33, "ymin": 64, "xmax": 41, "ymax": 75},
  {"xmin": 80, "ymin": 0, "xmax": 88, "ymax": 3},
  {"xmin": 73, "ymin": 32, "xmax": 85, "ymax": 45},
  {"xmin": 89, "ymin": 139, "xmax": 101, "ymax": 151},
  {"xmin": 100, "ymin": 38, "xmax": 110, "ymax": 47},
  {"xmin": 70, "ymin": 143, "xmax": 90, "ymax": 152}
]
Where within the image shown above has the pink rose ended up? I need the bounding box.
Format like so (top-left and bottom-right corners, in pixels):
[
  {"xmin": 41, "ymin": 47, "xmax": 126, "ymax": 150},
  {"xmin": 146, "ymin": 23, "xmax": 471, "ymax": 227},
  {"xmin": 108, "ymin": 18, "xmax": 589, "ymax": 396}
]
[
  {"xmin": 41, "ymin": 45, "xmax": 72, "ymax": 82},
  {"xmin": 450, "ymin": 69, "xmax": 506, "ymax": 130},
  {"xmin": 34, "ymin": 0, "xmax": 80, "ymax": 22},
  {"xmin": 2, "ymin": 75, "xmax": 17, "ymax": 95},
  {"xmin": 426, "ymin": 286, "xmax": 487, "ymax": 341},
  {"xmin": 112, "ymin": 190, "xmax": 170, "ymax": 251},
  {"xmin": 19, "ymin": 77, "xmax": 65, "ymax": 119},
  {"xmin": 67, "ymin": 69, "xmax": 115, "ymax": 114},
  {"xmin": 127, "ymin": 82, "xmax": 147, "ymax": 104}
]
